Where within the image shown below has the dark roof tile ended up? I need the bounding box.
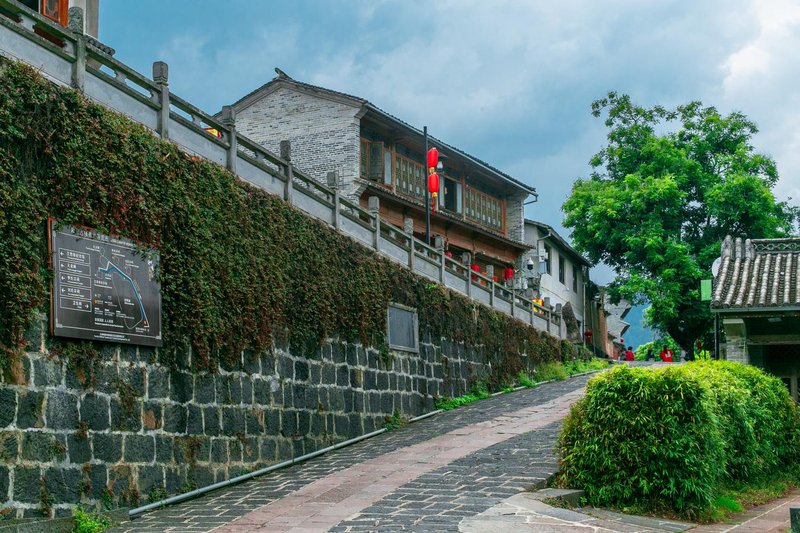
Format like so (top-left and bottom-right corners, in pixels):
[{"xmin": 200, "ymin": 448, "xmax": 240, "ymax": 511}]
[{"xmin": 711, "ymin": 235, "xmax": 800, "ymax": 310}]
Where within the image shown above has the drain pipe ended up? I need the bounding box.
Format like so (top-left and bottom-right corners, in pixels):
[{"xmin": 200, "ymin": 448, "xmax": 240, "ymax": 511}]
[{"xmin": 128, "ymin": 409, "xmax": 442, "ymax": 518}]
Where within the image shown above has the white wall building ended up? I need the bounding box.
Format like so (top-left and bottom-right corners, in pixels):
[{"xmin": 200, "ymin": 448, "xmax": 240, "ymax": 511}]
[{"xmin": 522, "ymin": 220, "xmax": 590, "ymax": 335}]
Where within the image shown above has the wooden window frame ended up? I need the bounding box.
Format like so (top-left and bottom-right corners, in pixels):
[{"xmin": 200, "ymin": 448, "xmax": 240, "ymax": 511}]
[
  {"xmin": 41, "ymin": 0, "xmax": 68, "ymax": 26},
  {"xmin": 464, "ymin": 185, "xmax": 504, "ymax": 233},
  {"xmin": 394, "ymin": 153, "xmax": 426, "ymax": 202}
]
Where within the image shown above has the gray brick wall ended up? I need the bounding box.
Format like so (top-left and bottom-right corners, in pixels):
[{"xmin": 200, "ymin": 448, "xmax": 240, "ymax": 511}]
[
  {"xmin": 506, "ymin": 192, "xmax": 527, "ymax": 243},
  {"xmin": 236, "ymin": 87, "xmax": 363, "ymax": 199},
  {"xmin": 0, "ymin": 317, "xmax": 490, "ymax": 518}
]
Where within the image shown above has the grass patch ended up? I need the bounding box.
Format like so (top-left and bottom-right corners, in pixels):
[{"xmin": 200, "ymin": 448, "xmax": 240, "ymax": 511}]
[
  {"xmin": 436, "ymin": 358, "xmax": 611, "ymax": 412},
  {"xmin": 73, "ymin": 507, "xmax": 111, "ymax": 533},
  {"xmin": 701, "ymin": 471, "xmax": 800, "ymax": 523},
  {"xmin": 518, "ymin": 358, "xmax": 609, "ymax": 389},
  {"xmin": 435, "ymin": 384, "xmax": 490, "ymax": 411},
  {"xmin": 564, "ymin": 358, "xmax": 609, "ymax": 376},
  {"xmin": 383, "ymin": 410, "xmax": 409, "ymax": 431}
]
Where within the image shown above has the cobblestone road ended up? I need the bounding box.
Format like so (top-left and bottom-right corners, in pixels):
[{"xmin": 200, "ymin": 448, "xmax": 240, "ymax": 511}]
[{"xmin": 113, "ymin": 374, "xmax": 592, "ymax": 532}]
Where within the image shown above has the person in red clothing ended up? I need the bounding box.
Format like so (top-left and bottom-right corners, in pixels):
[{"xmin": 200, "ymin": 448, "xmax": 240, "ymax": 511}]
[
  {"xmin": 659, "ymin": 345, "xmax": 674, "ymax": 362},
  {"xmin": 624, "ymin": 346, "xmax": 635, "ymax": 361}
]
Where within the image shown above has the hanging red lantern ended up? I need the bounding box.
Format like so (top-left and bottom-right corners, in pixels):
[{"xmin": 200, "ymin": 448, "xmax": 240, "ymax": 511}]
[
  {"xmin": 427, "ymin": 147, "xmax": 439, "ymax": 172},
  {"xmin": 428, "ymin": 172, "xmax": 440, "ymax": 198},
  {"xmin": 503, "ymin": 267, "xmax": 514, "ymax": 281},
  {"xmin": 428, "ymin": 172, "xmax": 440, "ymax": 213}
]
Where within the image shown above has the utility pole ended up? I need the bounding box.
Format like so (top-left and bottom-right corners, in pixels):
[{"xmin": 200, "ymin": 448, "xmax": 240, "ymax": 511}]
[{"xmin": 424, "ymin": 126, "xmax": 430, "ymax": 245}]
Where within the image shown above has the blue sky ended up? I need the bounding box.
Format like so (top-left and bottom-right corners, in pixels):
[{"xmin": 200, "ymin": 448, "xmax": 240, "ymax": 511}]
[{"xmin": 101, "ymin": 0, "xmax": 800, "ymax": 290}]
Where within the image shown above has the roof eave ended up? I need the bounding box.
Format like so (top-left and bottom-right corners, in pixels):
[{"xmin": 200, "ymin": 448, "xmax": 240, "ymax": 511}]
[
  {"xmin": 363, "ymin": 104, "xmax": 536, "ymax": 196},
  {"xmin": 525, "ymin": 219, "xmax": 590, "ymax": 267},
  {"xmin": 711, "ymin": 305, "xmax": 800, "ymax": 314}
]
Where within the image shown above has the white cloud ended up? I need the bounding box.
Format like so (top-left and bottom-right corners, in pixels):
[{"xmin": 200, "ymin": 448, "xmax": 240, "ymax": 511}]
[
  {"xmin": 126, "ymin": 0, "xmax": 799, "ymax": 209},
  {"xmin": 721, "ymin": 0, "xmax": 800, "ymax": 202}
]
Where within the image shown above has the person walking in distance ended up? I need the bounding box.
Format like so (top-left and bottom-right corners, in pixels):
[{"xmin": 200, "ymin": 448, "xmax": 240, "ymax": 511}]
[{"xmin": 659, "ymin": 345, "xmax": 673, "ymax": 362}]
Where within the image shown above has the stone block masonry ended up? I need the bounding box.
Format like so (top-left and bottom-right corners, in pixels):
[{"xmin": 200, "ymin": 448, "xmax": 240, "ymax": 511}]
[{"xmin": 0, "ymin": 317, "xmax": 490, "ymax": 518}]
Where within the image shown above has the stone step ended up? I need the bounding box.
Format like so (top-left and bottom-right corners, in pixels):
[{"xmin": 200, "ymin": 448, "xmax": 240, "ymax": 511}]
[{"xmin": 528, "ymin": 487, "xmax": 586, "ymax": 507}]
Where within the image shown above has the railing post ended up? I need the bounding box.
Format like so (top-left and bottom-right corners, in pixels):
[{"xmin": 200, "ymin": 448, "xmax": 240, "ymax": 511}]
[
  {"xmin": 556, "ymin": 303, "xmax": 563, "ymax": 339},
  {"xmin": 511, "ymin": 284, "xmax": 516, "ymax": 317},
  {"xmin": 463, "ymin": 252, "xmax": 472, "ymax": 298},
  {"xmin": 544, "ymin": 297, "xmax": 551, "ymax": 333},
  {"xmin": 327, "ymin": 172, "xmax": 340, "ymax": 231},
  {"xmin": 368, "ymin": 196, "xmax": 380, "ymax": 251},
  {"xmin": 221, "ymin": 106, "xmax": 237, "ymax": 174},
  {"xmin": 69, "ymin": 7, "xmax": 85, "ymax": 92},
  {"xmin": 486, "ymin": 265, "xmax": 495, "ymax": 307},
  {"xmin": 280, "ymin": 141, "xmax": 293, "ymax": 203},
  {"xmin": 404, "ymin": 218, "xmax": 415, "ymax": 269},
  {"xmin": 153, "ymin": 61, "xmax": 169, "ymax": 140},
  {"xmin": 434, "ymin": 236, "xmax": 444, "ymax": 283}
]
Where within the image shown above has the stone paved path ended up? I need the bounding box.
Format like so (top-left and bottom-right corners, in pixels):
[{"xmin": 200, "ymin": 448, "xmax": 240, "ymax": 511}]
[{"xmin": 114, "ymin": 374, "xmax": 592, "ymax": 532}]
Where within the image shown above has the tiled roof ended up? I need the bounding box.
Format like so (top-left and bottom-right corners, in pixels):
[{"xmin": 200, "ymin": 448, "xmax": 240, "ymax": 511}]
[
  {"xmin": 711, "ymin": 235, "xmax": 800, "ymax": 310},
  {"xmin": 524, "ymin": 219, "xmax": 590, "ymax": 267}
]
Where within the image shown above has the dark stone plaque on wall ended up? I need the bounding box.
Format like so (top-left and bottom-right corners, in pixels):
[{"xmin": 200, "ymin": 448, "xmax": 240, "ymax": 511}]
[{"xmin": 50, "ymin": 222, "xmax": 162, "ymax": 346}]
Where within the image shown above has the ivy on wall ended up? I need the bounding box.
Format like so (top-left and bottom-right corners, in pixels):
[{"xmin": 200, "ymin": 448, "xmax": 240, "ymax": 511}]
[{"xmin": 0, "ymin": 62, "xmax": 563, "ymax": 384}]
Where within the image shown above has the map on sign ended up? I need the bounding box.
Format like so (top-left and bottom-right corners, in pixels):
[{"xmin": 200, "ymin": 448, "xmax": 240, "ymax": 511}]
[{"xmin": 50, "ymin": 223, "xmax": 162, "ymax": 346}]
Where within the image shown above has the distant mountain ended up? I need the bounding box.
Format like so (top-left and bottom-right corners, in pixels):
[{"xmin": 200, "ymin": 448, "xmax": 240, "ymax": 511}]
[{"xmin": 622, "ymin": 304, "xmax": 657, "ymax": 349}]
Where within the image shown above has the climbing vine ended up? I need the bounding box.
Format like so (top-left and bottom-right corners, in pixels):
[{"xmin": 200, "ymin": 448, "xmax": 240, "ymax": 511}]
[{"xmin": 0, "ymin": 61, "xmax": 563, "ymax": 384}]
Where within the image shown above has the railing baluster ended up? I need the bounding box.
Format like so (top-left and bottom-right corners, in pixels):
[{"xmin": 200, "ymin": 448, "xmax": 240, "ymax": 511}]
[
  {"xmin": 221, "ymin": 106, "xmax": 237, "ymax": 174},
  {"xmin": 153, "ymin": 61, "xmax": 169, "ymax": 140},
  {"xmin": 68, "ymin": 7, "xmax": 85, "ymax": 92}
]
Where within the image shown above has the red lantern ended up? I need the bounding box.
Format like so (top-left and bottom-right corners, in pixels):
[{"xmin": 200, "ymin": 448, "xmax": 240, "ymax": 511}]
[
  {"xmin": 428, "ymin": 172, "xmax": 440, "ymax": 198},
  {"xmin": 427, "ymin": 147, "xmax": 439, "ymax": 171},
  {"xmin": 503, "ymin": 267, "xmax": 514, "ymax": 281},
  {"xmin": 471, "ymin": 262, "xmax": 480, "ymax": 282},
  {"xmin": 445, "ymin": 250, "xmax": 453, "ymax": 258}
]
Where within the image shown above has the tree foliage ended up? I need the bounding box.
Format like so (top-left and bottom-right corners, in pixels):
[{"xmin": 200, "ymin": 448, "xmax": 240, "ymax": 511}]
[{"xmin": 563, "ymin": 92, "xmax": 797, "ymax": 354}]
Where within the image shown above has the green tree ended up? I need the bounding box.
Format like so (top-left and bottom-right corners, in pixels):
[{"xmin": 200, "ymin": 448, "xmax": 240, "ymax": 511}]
[{"xmin": 563, "ymin": 93, "xmax": 796, "ymax": 358}]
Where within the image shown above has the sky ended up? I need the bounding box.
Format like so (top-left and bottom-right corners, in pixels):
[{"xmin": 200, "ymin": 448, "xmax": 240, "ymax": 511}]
[{"xmin": 100, "ymin": 0, "xmax": 800, "ymax": 290}]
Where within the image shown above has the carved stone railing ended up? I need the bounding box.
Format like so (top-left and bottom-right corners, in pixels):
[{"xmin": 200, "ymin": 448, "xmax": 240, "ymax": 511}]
[{"xmin": 0, "ymin": 0, "xmax": 564, "ymax": 339}]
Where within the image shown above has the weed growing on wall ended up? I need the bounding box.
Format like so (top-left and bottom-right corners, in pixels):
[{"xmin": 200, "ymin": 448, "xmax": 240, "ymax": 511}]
[{"xmin": 0, "ymin": 61, "xmax": 563, "ymax": 385}]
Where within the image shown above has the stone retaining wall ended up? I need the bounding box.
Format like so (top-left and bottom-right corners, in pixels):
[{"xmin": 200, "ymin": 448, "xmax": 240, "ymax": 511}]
[{"xmin": 0, "ymin": 317, "xmax": 489, "ymax": 518}]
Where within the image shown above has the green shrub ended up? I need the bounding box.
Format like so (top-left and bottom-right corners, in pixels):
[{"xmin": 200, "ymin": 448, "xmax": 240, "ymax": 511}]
[
  {"xmin": 558, "ymin": 362, "xmax": 800, "ymax": 518},
  {"xmin": 73, "ymin": 507, "xmax": 110, "ymax": 533},
  {"xmin": 534, "ymin": 362, "xmax": 568, "ymax": 382}
]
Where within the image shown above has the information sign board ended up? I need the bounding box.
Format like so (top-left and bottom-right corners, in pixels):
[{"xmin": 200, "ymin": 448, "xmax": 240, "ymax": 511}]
[{"xmin": 50, "ymin": 222, "xmax": 162, "ymax": 346}]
